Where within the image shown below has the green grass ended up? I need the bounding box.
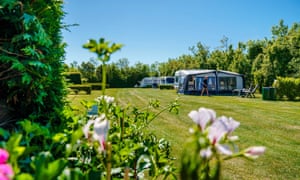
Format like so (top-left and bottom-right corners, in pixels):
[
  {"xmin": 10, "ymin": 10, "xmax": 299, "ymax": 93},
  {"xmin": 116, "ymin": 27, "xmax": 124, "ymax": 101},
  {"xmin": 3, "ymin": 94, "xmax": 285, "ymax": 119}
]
[{"xmin": 68, "ymin": 88, "xmax": 300, "ymax": 180}]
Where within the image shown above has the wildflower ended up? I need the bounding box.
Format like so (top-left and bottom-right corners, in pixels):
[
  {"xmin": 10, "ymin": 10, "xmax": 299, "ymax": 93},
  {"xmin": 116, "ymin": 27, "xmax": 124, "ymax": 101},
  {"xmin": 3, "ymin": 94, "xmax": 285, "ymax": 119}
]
[
  {"xmin": 216, "ymin": 145, "xmax": 232, "ymax": 155},
  {"xmin": 207, "ymin": 119, "xmax": 227, "ymax": 145},
  {"xmin": 183, "ymin": 107, "xmax": 266, "ymax": 179},
  {"xmin": 96, "ymin": 95, "xmax": 115, "ymax": 104},
  {"xmin": 0, "ymin": 164, "xmax": 13, "ymax": 180},
  {"xmin": 219, "ymin": 116, "xmax": 240, "ymax": 134},
  {"xmin": 0, "ymin": 149, "xmax": 9, "ymax": 164},
  {"xmin": 200, "ymin": 147, "xmax": 212, "ymax": 158},
  {"xmin": 244, "ymin": 146, "xmax": 266, "ymax": 159},
  {"xmin": 83, "ymin": 114, "xmax": 110, "ymax": 152},
  {"xmin": 83, "ymin": 120, "xmax": 96, "ymax": 139},
  {"xmin": 188, "ymin": 107, "xmax": 216, "ymax": 131},
  {"xmin": 0, "ymin": 149, "xmax": 13, "ymax": 180},
  {"xmin": 93, "ymin": 115, "xmax": 109, "ymax": 152}
]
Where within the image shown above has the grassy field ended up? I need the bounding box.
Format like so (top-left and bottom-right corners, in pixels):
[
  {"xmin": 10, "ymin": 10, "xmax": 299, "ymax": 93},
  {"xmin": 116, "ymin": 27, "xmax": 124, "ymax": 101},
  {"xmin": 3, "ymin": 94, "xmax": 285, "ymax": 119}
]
[{"xmin": 68, "ymin": 88, "xmax": 300, "ymax": 180}]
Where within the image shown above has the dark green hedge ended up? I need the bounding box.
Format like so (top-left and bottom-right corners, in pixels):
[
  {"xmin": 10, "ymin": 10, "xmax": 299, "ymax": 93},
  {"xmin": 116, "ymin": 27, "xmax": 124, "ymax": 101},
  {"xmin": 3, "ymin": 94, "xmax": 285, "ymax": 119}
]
[
  {"xmin": 63, "ymin": 72, "xmax": 82, "ymax": 84},
  {"xmin": 159, "ymin": 85, "xmax": 175, "ymax": 90},
  {"xmin": 0, "ymin": 0, "xmax": 66, "ymax": 127},
  {"xmin": 68, "ymin": 85, "xmax": 92, "ymax": 94},
  {"xmin": 274, "ymin": 77, "xmax": 300, "ymax": 100},
  {"xmin": 89, "ymin": 83, "xmax": 109, "ymax": 90}
]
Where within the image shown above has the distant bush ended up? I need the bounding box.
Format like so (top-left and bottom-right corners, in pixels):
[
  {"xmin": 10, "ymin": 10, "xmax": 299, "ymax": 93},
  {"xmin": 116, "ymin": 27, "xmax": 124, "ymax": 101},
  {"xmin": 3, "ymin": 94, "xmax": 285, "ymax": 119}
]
[
  {"xmin": 89, "ymin": 83, "xmax": 109, "ymax": 90},
  {"xmin": 68, "ymin": 84, "xmax": 91, "ymax": 94},
  {"xmin": 274, "ymin": 77, "xmax": 300, "ymax": 100},
  {"xmin": 63, "ymin": 72, "xmax": 82, "ymax": 84},
  {"xmin": 159, "ymin": 85, "xmax": 175, "ymax": 90}
]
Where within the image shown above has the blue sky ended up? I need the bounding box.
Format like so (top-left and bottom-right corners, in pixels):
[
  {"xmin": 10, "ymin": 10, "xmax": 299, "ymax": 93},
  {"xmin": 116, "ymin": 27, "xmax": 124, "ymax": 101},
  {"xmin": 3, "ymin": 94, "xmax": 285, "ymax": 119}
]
[{"xmin": 62, "ymin": 0, "xmax": 300, "ymax": 65}]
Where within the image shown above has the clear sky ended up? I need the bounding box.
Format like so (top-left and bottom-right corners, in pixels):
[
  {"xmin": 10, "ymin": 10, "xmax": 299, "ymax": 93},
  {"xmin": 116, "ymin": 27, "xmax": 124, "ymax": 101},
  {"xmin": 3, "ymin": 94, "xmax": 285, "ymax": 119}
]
[{"xmin": 62, "ymin": 0, "xmax": 300, "ymax": 65}]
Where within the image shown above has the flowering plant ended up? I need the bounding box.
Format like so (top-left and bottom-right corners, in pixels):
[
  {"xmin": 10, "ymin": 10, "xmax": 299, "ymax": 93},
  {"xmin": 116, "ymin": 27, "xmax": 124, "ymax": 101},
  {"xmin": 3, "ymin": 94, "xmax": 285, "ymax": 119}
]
[
  {"xmin": 0, "ymin": 148, "xmax": 14, "ymax": 180},
  {"xmin": 180, "ymin": 107, "xmax": 266, "ymax": 180}
]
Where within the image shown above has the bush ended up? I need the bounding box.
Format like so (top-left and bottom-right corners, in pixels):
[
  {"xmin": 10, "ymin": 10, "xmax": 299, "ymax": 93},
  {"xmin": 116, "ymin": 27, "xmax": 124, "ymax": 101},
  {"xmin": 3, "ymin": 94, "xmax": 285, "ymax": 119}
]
[
  {"xmin": 63, "ymin": 72, "xmax": 82, "ymax": 84},
  {"xmin": 159, "ymin": 85, "xmax": 175, "ymax": 90},
  {"xmin": 68, "ymin": 84, "xmax": 92, "ymax": 94},
  {"xmin": 0, "ymin": 0, "xmax": 66, "ymax": 126},
  {"xmin": 89, "ymin": 83, "xmax": 109, "ymax": 90},
  {"xmin": 274, "ymin": 77, "xmax": 300, "ymax": 100}
]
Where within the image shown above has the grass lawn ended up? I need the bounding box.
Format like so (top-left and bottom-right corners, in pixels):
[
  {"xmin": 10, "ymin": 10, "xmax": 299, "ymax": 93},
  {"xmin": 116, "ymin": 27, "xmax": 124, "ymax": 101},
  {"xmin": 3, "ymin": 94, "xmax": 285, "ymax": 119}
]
[{"xmin": 68, "ymin": 88, "xmax": 300, "ymax": 179}]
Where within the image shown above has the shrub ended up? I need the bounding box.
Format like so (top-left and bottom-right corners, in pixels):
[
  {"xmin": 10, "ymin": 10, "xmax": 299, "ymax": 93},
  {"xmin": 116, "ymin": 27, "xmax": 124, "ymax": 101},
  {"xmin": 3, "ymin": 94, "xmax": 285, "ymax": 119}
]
[
  {"xmin": 159, "ymin": 85, "xmax": 175, "ymax": 90},
  {"xmin": 0, "ymin": 0, "xmax": 66, "ymax": 126},
  {"xmin": 68, "ymin": 85, "xmax": 92, "ymax": 94},
  {"xmin": 274, "ymin": 77, "xmax": 300, "ymax": 100},
  {"xmin": 63, "ymin": 72, "xmax": 82, "ymax": 84}
]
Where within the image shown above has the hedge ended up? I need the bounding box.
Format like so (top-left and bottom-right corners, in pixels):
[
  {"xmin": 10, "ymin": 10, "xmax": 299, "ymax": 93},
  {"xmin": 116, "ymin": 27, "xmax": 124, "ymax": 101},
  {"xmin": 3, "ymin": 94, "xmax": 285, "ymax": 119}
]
[
  {"xmin": 274, "ymin": 77, "xmax": 300, "ymax": 100},
  {"xmin": 63, "ymin": 72, "xmax": 82, "ymax": 84},
  {"xmin": 68, "ymin": 84, "xmax": 92, "ymax": 94},
  {"xmin": 159, "ymin": 85, "xmax": 175, "ymax": 90}
]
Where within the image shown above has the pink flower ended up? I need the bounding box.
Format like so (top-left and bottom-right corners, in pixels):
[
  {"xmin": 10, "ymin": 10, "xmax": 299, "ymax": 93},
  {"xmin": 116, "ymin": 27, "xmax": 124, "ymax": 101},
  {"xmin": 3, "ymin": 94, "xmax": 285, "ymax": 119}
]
[
  {"xmin": 216, "ymin": 145, "xmax": 232, "ymax": 155},
  {"xmin": 93, "ymin": 116, "xmax": 109, "ymax": 152},
  {"xmin": 83, "ymin": 120, "xmax": 95, "ymax": 139},
  {"xmin": 0, "ymin": 149, "xmax": 9, "ymax": 164},
  {"xmin": 188, "ymin": 107, "xmax": 216, "ymax": 131},
  {"xmin": 207, "ymin": 120, "xmax": 228, "ymax": 145},
  {"xmin": 200, "ymin": 147, "xmax": 212, "ymax": 158},
  {"xmin": 0, "ymin": 164, "xmax": 13, "ymax": 180},
  {"xmin": 83, "ymin": 114, "xmax": 109, "ymax": 152},
  {"xmin": 244, "ymin": 146, "xmax": 266, "ymax": 159},
  {"xmin": 218, "ymin": 116, "xmax": 240, "ymax": 134}
]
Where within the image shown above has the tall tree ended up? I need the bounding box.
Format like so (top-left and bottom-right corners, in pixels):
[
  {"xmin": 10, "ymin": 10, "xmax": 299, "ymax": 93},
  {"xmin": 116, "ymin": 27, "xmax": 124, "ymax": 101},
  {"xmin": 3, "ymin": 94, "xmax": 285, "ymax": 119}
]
[
  {"xmin": 79, "ymin": 61, "xmax": 97, "ymax": 82},
  {"xmin": 189, "ymin": 42, "xmax": 210, "ymax": 69}
]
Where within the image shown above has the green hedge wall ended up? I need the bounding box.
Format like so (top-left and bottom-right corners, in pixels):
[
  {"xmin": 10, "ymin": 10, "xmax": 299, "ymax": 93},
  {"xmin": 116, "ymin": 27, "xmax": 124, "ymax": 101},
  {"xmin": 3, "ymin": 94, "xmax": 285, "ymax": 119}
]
[
  {"xmin": 159, "ymin": 85, "xmax": 175, "ymax": 90},
  {"xmin": 274, "ymin": 77, "xmax": 300, "ymax": 100},
  {"xmin": 63, "ymin": 72, "xmax": 82, "ymax": 84}
]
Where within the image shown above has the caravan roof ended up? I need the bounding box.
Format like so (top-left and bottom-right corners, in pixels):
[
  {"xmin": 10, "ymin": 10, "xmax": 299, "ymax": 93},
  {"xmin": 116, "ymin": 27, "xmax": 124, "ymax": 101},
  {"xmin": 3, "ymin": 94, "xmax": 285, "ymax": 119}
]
[
  {"xmin": 175, "ymin": 69, "xmax": 215, "ymax": 76},
  {"xmin": 174, "ymin": 69, "xmax": 242, "ymax": 77}
]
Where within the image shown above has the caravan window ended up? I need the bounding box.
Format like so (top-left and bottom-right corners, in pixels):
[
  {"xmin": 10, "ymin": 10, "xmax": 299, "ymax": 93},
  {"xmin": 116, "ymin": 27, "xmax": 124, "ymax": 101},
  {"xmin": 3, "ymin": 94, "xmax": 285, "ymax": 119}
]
[
  {"xmin": 166, "ymin": 77, "xmax": 175, "ymax": 84},
  {"xmin": 219, "ymin": 77, "xmax": 236, "ymax": 90}
]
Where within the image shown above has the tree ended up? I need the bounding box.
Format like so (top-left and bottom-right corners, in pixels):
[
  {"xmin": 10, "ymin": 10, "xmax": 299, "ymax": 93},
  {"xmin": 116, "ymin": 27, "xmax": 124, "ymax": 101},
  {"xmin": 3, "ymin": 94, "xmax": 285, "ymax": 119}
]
[
  {"xmin": 286, "ymin": 23, "xmax": 300, "ymax": 77},
  {"xmin": 78, "ymin": 61, "xmax": 97, "ymax": 82},
  {"xmin": 272, "ymin": 19, "xmax": 288, "ymax": 39},
  {"xmin": 189, "ymin": 42, "xmax": 210, "ymax": 69}
]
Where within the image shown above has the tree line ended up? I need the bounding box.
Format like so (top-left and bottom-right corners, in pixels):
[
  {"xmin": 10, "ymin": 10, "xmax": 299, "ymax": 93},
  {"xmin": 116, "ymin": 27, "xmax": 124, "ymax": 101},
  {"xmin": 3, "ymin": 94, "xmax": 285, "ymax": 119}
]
[{"xmin": 64, "ymin": 20, "xmax": 300, "ymax": 89}]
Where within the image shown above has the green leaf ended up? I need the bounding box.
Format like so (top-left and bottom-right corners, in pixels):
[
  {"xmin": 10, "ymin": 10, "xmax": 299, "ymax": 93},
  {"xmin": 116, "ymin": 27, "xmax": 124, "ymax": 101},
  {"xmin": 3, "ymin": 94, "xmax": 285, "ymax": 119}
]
[
  {"xmin": 11, "ymin": 60, "xmax": 25, "ymax": 71},
  {"xmin": 47, "ymin": 159, "xmax": 68, "ymax": 179},
  {"xmin": 136, "ymin": 155, "xmax": 152, "ymax": 172},
  {"xmin": 33, "ymin": 152, "xmax": 67, "ymax": 179},
  {"xmin": 23, "ymin": 13, "xmax": 36, "ymax": 30},
  {"xmin": 52, "ymin": 133, "xmax": 68, "ymax": 143},
  {"xmin": 0, "ymin": 128, "xmax": 10, "ymax": 139},
  {"xmin": 21, "ymin": 73, "xmax": 32, "ymax": 84},
  {"xmin": 15, "ymin": 173, "xmax": 34, "ymax": 180}
]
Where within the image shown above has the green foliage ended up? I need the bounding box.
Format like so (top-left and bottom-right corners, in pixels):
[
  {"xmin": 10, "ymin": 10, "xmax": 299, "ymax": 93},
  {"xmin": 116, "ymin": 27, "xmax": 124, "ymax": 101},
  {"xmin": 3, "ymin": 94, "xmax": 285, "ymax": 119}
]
[
  {"xmin": 68, "ymin": 89, "xmax": 300, "ymax": 179},
  {"xmin": 0, "ymin": 0, "xmax": 66, "ymax": 126},
  {"xmin": 160, "ymin": 85, "xmax": 175, "ymax": 90},
  {"xmin": 83, "ymin": 38, "xmax": 123, "ymax": 94},
  {"xmin": 80, "ymin": 95, "xmax": 179, "ymax": 179},
  {"xmin": 78, "ymin": 61, "xmax": 97, "ymax": 82},
  {"xmin": 82, "ymin": 38, "xmax": 123, "ymax": 64},
  {"xmin": 274, "ymin": 77, "xmax": 300, "ymax": 100},
  {"xmin": 68, "ymin": 84, "xmax": 92, "ymax": 94},
  {"xmin": 63, "ymin": 72, "xmax": 82, "ymax": 84}
]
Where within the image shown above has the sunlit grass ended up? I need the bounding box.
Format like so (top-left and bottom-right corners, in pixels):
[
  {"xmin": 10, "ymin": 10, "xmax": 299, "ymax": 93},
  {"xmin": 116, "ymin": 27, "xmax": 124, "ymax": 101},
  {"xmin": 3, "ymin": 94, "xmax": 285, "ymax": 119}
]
[{"xmin": 68, "ymin": 88, "xmax": 300, "ymax": 179}]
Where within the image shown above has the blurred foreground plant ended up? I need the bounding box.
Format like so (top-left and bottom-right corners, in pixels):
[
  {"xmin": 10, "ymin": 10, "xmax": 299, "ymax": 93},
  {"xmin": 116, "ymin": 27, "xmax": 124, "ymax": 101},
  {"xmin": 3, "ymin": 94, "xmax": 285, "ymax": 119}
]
[{"xmin": 180, "ymin": 107, "xmax": 266, "ymax": 180}]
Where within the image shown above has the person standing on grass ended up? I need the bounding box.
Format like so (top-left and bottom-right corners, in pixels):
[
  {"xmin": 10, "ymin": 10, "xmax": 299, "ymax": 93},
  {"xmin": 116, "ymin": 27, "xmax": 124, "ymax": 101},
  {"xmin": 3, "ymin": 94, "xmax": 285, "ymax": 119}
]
[{"xmin": 201, "ymin": 76, "xmax": 209, "ymax": 96}]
